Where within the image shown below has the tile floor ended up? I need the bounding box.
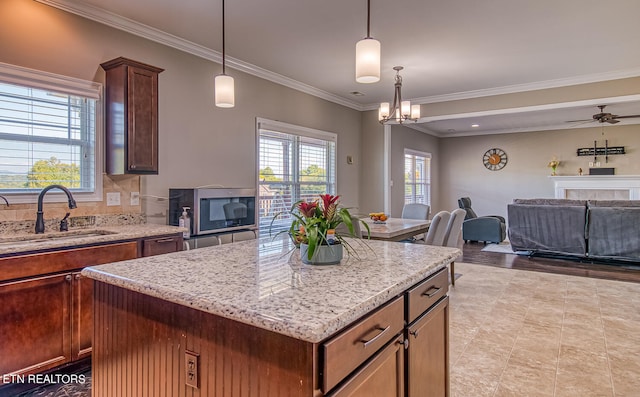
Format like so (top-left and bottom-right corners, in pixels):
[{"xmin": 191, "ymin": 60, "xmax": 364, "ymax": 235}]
[{"xmin": 449, "ymin": 262, "xmax": 640, "ymax": 397}]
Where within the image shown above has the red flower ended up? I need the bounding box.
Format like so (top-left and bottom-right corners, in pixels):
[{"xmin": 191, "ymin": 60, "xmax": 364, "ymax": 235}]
[
  {"xmin": 297, "ymin": 201, "xmax": 318, "ymax": 218},
  {"xmin": 320, "ymin": 194, "xmax": 340, "ymax": 220}
]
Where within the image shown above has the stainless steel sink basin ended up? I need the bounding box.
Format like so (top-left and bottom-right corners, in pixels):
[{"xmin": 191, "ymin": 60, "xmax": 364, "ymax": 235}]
[{"xmin": 0, "ymin": 229, "xmax": 118, "ymax": 248}]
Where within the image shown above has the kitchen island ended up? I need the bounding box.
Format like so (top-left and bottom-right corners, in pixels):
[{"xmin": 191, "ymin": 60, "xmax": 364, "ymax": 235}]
[{"xmin": 83, "ymin": 236, "xmax": 460, "ymax": 396}]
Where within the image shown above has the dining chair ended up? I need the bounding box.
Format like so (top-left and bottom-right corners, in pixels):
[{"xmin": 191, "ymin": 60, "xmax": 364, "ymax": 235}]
[
  {"xmin": 401, "ymin": 203, "xmax": 430, "ymax": 220},
  {"xmin": 442, "ymin": 208, "xmax": 466, "ymax": 286},
  {"xmin": 424, "ymin": 211, "xmax": 451, "ymax": 246},
  {"xmin": 402, "ymin": 203, "xmax": 431, "ymax": 241}
]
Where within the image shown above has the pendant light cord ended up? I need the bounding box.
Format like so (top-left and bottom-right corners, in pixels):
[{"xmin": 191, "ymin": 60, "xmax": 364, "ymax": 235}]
[
  {"xmin": 222, "ymin": 0, "xmax": 226, "ymax": 75},
  {"xmin": 366, "ymin": 0, "xmax": 371, "ymax": 38}
]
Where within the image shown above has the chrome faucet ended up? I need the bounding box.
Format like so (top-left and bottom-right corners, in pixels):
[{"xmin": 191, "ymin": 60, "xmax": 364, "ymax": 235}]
[
  {"xmin": 0, "ymin": 195, "xmax": 8, "ymax": 207},
  {"xmin": 35, "ymin": 185, "xmax": 77, "ymax": 234}
]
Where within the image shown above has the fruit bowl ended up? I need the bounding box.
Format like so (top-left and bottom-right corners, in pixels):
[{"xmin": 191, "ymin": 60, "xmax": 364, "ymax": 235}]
[{"xmin": 368, "ymin": 212, "xmax": 388, "ymax": 224}]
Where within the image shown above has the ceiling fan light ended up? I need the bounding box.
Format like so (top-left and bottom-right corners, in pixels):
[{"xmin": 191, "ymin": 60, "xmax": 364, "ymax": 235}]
[
  {"xmin": 215, "ymin": 74, "xmax": 235, "ymax": 108},
  {"xmin": 355, "ymin": 38, "xmax": 380, "ymax": 83}
]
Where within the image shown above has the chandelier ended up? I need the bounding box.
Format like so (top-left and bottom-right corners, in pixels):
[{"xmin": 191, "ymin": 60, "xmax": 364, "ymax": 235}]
[{"xmin": 378, "ymin": 66, "xmax": 420, "ymax": 124}]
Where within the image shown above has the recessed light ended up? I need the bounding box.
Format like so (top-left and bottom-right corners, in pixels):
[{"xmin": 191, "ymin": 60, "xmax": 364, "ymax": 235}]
[
  {"xmin": 471, "ymin": 124, "xmax": 480, "ymax": 128},
  {"xmin": 350, "ymin": 91, "xmax": 365, "ymax": 96}
]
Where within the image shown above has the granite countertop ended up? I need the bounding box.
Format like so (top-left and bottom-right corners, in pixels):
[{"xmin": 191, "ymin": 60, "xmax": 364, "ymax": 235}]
[
  {"xmin": 0, "ymin": 224, "xmax": 185, "ymax": 256},
  {"xmin": 83, "ymin": 237, "xmax": 460, "ymax": 343}
]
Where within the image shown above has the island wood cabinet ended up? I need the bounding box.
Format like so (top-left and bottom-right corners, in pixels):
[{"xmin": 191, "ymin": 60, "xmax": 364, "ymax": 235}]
[
  {"xmin": 101, "ymin": 57, "xmax": 164, "ymax": 175},
  {"xmin": 0, "ymin": 233, "xmax": 183, "ymax": 385},
  {"xmin": 89, "ymin": 267, "xmax": 450, "ymax": 396}
]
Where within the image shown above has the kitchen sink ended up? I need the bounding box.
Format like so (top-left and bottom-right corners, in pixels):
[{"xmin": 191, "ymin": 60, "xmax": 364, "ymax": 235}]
[{"xmin": 0, "ymin": 229, "xmax": 118, "ymax": 247}]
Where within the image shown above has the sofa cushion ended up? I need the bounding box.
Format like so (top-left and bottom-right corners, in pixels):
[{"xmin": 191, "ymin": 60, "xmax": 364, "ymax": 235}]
[
  {"xmin": 513, "ymin": 198, "xmax": 587, "ymax": 206},
  {"xmin": 587, "ymin": 200, "xmax": 640, "ymax": 208},
  {"xmin": 587, "ymin": 206, "xmax": 640, "ymax": 260},
  {"xmin": 507, "ymin": 203, "xmax": 587, "ymax": 255}
]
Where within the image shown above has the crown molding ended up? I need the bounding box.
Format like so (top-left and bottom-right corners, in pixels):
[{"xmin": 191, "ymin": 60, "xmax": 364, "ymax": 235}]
[
  {"xmin": 34, "ymin": 0, "xmax": 365, "ymax": 111},
  {"xmin": 362, "ymin": 68, "xmax": 640, "ymax": 110}
]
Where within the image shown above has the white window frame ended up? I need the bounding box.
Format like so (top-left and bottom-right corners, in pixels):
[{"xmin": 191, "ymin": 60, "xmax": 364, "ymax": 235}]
[
  {"xmin": 256, "ymin": 117, "xmax": 337, "ymax": 234},
  {"xmin": 0, "ymin": 62, "xmax": 103, "ymax": 204},
  {"xmin": 404, "ymin": 148, "xmax": 431, "ymax": 206}
]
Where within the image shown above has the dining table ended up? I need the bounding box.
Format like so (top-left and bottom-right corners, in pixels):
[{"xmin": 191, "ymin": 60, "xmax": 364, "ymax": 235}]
[{"xmin": 361, "ymin": 217, "xmax": 431, "ymax": 242}]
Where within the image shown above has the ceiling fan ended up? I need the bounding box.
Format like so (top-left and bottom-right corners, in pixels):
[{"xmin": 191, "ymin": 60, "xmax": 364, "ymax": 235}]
[{"xmin": 567, "ymin": 105, "xmax": 640, "ymax": 124}]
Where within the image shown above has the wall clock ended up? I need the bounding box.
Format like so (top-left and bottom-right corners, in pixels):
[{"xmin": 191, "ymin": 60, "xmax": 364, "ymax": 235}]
[{"xmin": 483, "ymin": 148, "xmax": 508, "ymax": 171}]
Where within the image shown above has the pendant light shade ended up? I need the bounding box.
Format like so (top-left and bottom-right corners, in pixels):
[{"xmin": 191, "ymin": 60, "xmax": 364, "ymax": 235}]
[
  {"xmin": 355, "ymin": 38, "xmax": 381, "ymax": 83},
  {"xmin": 215, "ymin": 0, "xmax": 235, "ymax": 108},
  {"xmin": 215, "ymin": 74, "xmax": 235, "ymax": 108},
  {"xmin": 355, "ymin": 0, "xmax": 380, "ymax": 83}
]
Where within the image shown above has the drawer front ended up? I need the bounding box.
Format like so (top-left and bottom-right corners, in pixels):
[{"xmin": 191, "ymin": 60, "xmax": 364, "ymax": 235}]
[
  {"xmin": 141, "ymin": 234, "xmax": 183, "ymax": 257},
  {"xmin": 406, "ymin": 268, "xmax": 448, "ymax": 324},
  {"xmin": 323, "ymin": 295, "xmax": 404, "ymax": 393}
]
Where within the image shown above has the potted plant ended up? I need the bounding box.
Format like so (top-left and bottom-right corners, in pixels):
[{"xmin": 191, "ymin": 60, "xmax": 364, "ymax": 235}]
[{"xmin": 275, "ymin": 194, "xmax": 370, "ymax": 265}]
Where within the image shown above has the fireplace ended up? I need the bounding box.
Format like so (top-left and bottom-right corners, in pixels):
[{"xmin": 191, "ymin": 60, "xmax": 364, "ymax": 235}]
[{"xmin": 550, "ymin": 175, "xmax": 640, "ymax": 200}]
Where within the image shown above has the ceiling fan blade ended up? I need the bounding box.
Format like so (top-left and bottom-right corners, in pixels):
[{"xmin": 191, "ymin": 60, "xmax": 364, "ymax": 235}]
[
  {"xmin": 605, "ymin": 119, "xmax": 620, "ymax": 124},
  {"xmin": 613, "ymin": 114, "xmax": 640, "ymax": 119},
  {"xmin": 565, "ymin": 119, "xmax": 593, "ymax": 123}
]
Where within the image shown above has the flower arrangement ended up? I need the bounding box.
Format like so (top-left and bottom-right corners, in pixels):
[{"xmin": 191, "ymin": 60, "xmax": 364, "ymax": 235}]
[
  {"xmin": 276, "ymin": 194, "xmax": 369, "ymax": 262},
  {"xmin": 547, "ymin": 160, "xmax": 560, "ymax": 175}
]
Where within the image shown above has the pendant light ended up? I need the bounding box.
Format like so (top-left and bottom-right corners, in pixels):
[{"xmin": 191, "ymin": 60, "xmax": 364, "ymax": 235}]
[
  {"xmin": 379, "ymin": 66, "xmax": 420, "ymax": 124},
  {"xmin": 355, "ymin": 0, "xmax": 380, "ymax": 83},
  {"xmin": 215, "ymin": 0, "xmax": 234, "ymax": 108}
]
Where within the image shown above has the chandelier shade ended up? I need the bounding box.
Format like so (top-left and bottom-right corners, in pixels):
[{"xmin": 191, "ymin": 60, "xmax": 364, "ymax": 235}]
[
  {"xmin": 215, "ymin": 0, "xmax": 235, "ymax": 108},
  {"xmin": 355, "ymin": 0, "xmax": 380, "ymax": 83},
  {"xmin": 378, "ymin": 66, "xmax": 420, "ymax": 124}
]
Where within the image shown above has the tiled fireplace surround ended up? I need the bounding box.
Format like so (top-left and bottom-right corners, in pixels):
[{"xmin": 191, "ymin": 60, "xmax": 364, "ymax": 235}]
[{"xmin": 550, "ymin": 175, "xmax": 640, "ymax": 200}]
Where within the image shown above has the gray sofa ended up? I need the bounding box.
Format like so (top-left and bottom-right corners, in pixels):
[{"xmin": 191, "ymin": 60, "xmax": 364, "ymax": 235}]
[{"xmin": 507, "ymin": 198, "xmax": 640, "ymax": 262}]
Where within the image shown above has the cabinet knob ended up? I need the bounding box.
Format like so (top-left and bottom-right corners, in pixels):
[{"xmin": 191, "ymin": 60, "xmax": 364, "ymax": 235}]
[
  {"xmin": 65, "ymin": 275, "xmax": 72, "ymax": 282},
  {"xmin": 130, "ymin": 164, "xmax": 137, "ymax": 169},
  {"xmin": 75, "ymin": 274, "xmax": 81, "ymax": 280}
]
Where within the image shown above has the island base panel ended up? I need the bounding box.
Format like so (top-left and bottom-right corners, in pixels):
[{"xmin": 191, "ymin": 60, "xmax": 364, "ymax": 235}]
[{"xmin": 92, "ymin": 282, "xmax": 319, "ymax": 397}]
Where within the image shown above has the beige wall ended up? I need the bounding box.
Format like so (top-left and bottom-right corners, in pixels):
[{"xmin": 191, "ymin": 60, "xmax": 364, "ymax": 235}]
[
  {"xmin": 439, "ymin": 124, "xmax": 640, "ymax": 219},
  {"xmin": 2, "ymin": 0, "xmax": 639, "ymax": 228},
  {"xmin": 390, "ymin": 125, "xmax": 440, "ymax": 217},
  {"xmin": 1, "ymin": 0, "xmax": 362, "ymax": 225}
]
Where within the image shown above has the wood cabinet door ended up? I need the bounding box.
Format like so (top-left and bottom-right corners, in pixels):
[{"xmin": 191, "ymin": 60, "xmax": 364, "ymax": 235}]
[
  {"xmin": 0, "ymin": 274, "xmax": 72, "ymax": 378},
  {"xmin": 406, "ymin": 296, "xmax": 449, "ymax": 397},
  {"xmin": 126, "ymin": 65, "xmax": 158, "ymax": 173},
  {"xmin": 72, "ymin": 272, "xmax": 93, "ymax": 361},
  {"xmin": 329, "ymin": 336, "xmax": 405, "ymax": 397}
]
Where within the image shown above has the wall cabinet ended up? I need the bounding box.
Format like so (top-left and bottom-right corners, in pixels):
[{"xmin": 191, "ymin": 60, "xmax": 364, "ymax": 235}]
[
  {"xmin": 0, "ymin": 233, "xmax": 183, "ymax": 388},
  {"xmin": 101, "ymin": 57, "xmax": 164, "ymax": 175}
]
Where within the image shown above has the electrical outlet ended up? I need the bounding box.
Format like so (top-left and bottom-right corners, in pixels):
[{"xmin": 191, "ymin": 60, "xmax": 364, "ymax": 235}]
[
  {"xmin": 106, "ymin": 192, "xmax": 121, "ymax": 206},
  {"xmin": 130, "ymin": 191, "xmax": 140, "ymax": 206},
  {"xmin": 185, "ymin": 351, "xmax": 199, "ymax": 388}
]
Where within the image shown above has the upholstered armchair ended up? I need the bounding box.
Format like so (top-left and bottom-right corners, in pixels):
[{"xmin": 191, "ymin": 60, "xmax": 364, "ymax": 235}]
[{"xmin": 457, "ymin": 197, "xmax": 506, "ymax": 243}]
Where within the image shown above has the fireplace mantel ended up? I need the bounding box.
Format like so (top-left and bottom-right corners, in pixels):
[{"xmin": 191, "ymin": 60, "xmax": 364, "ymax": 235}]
[{"xmin": 549, "ymin": 175, "xmax": 640, "ymax": 200}]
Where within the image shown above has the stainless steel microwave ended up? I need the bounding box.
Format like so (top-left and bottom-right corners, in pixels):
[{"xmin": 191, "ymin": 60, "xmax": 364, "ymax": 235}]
[{"xmin": 169, "ymin": 188, "xmax": 257, "ymax": 236}]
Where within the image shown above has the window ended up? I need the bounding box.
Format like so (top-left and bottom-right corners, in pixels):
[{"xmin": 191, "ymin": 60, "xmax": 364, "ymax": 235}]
[
  {"xmin": 404, "ymin": 149, "xmax": 431, "ymax": 205},
  {"xmin": 0, "ymin": 63, "xmax": 101, "ymax": 202},
  {"xmin": 257, "ymin": 118, "xmax": 336, "ymax": 234}
]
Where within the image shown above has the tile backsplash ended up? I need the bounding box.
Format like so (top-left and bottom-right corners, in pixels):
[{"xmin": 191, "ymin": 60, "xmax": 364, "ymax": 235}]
[{"xmin": 0, "ymin": 175, "xmax": 143, "ymax": 232}]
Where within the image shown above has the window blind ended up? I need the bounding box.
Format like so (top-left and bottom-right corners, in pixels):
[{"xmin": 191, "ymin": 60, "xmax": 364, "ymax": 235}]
[
  {"xmin": 257, "ymin": 119, "xmax": 337, "ymax": 235},
  {"xmin": 404, "ymin": 149, "xmax": 431, "ymax": 205},
  {"xmin": 0, "ymin": 63, "xmax": 100, "ymax": 196}
]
